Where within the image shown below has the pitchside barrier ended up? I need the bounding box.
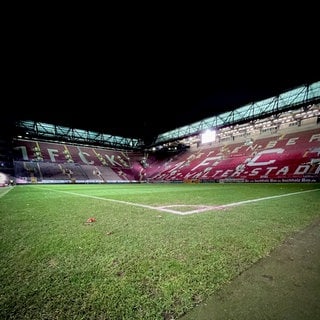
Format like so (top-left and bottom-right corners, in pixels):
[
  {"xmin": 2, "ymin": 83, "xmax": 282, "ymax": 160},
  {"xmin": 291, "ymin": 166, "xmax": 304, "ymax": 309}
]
[{"xmin": 183, "ymin": 179, "xmax": 200, "ymax": 184}]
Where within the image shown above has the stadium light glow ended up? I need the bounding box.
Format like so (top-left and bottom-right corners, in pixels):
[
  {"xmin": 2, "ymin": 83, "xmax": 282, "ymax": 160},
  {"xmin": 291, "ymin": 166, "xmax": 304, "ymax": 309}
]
[
  {"xmin": 201, "ymin": 129, "xmax": 216, "ymax": 144},
  {"xmin": 0, "ymin": 172, "xmax": 9, "ymax": 186}
]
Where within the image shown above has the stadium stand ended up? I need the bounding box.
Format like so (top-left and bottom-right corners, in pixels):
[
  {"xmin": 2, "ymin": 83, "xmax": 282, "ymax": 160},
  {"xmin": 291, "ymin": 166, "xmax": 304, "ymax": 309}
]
[
  {"xmin": 11, "ymin": 105, "xmax": 320, "ymax": 184},
  {"xmin": 146, "ymin": 127, "xmax": 320, "ymax": 182}
]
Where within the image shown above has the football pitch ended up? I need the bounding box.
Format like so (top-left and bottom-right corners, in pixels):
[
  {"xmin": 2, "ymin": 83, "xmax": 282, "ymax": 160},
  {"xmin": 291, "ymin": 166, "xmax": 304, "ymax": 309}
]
[{"xmin": 1, "ymin": 183, "xmax": 320, "ymax": 319}]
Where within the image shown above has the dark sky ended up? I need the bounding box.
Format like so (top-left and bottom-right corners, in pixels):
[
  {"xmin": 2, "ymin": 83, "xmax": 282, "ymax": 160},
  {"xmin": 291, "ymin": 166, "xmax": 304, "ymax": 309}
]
[{"xmin": 4, "ymin": 14, "xmax": 319, "ymax": 145}]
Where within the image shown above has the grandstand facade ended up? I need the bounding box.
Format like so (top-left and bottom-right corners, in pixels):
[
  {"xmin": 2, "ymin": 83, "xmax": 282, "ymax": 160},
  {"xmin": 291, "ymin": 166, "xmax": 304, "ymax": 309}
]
[{"xmin": 1, "ymin": 82, "xmax": 320, "ymax": 185}]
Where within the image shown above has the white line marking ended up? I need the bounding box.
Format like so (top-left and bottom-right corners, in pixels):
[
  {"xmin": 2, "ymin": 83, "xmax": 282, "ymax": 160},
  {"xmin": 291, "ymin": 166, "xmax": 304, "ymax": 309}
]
[
  {"xmin": 179, "ymin": 188, "xmax": 320, "ymax": 215},
  {"xmin": 47, "ymin": 187, "xmax": 320, "ymax": 215},
  {"xmin": 0, "ymin": 186, "xmax": 14, "ymax": 198}
]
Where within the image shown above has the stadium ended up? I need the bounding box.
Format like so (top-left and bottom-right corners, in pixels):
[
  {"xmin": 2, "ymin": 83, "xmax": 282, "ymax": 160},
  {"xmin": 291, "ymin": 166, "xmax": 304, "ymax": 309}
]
[
  {"xmin": 1, "ymin": 81, "xmax": 320, "ymax": 319},
  {"xmin": 2, "ymin": 82, "xmax": 320, "ymax": 185}
]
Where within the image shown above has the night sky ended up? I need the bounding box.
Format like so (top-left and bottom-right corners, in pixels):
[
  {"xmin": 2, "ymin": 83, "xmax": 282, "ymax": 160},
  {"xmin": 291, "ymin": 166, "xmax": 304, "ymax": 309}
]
[{"xmin": 4, "ymin": 15, "xmax": 319, "ymax": 144}]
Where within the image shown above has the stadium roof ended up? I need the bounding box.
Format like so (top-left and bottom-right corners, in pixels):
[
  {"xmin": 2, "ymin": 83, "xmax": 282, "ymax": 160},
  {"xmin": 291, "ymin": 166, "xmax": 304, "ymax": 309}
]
[
  {"xmin": 14, "ymin": 81, "xmax": 320, "ymax": 151},
  {"xmin": 5, "ymin": 77, "xmax": 319, "ymax": 144}
]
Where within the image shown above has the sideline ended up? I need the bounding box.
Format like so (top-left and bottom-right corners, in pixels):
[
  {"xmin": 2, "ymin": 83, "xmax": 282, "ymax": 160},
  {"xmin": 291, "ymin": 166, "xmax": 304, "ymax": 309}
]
[
  {"xmin": 39, "ymin": 187, "xmax": 320, "ymax": 215},
  {"xmin": 0, "ymin": 186, "xmax": 14, "ymax": 198}
]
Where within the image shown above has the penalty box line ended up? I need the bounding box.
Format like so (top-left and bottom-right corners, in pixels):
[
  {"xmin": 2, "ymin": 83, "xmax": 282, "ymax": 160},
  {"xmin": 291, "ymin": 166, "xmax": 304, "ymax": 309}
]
[{"xmin": 47, "ymin": 187, "xmax": 320, "ymax": 216}]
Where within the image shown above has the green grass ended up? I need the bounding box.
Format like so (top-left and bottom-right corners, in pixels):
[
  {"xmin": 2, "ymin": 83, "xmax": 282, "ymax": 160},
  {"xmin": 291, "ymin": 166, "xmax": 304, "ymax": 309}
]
[{"xmin": 1, "ymin": 183, "xmax": 320, "ymax": 320}]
